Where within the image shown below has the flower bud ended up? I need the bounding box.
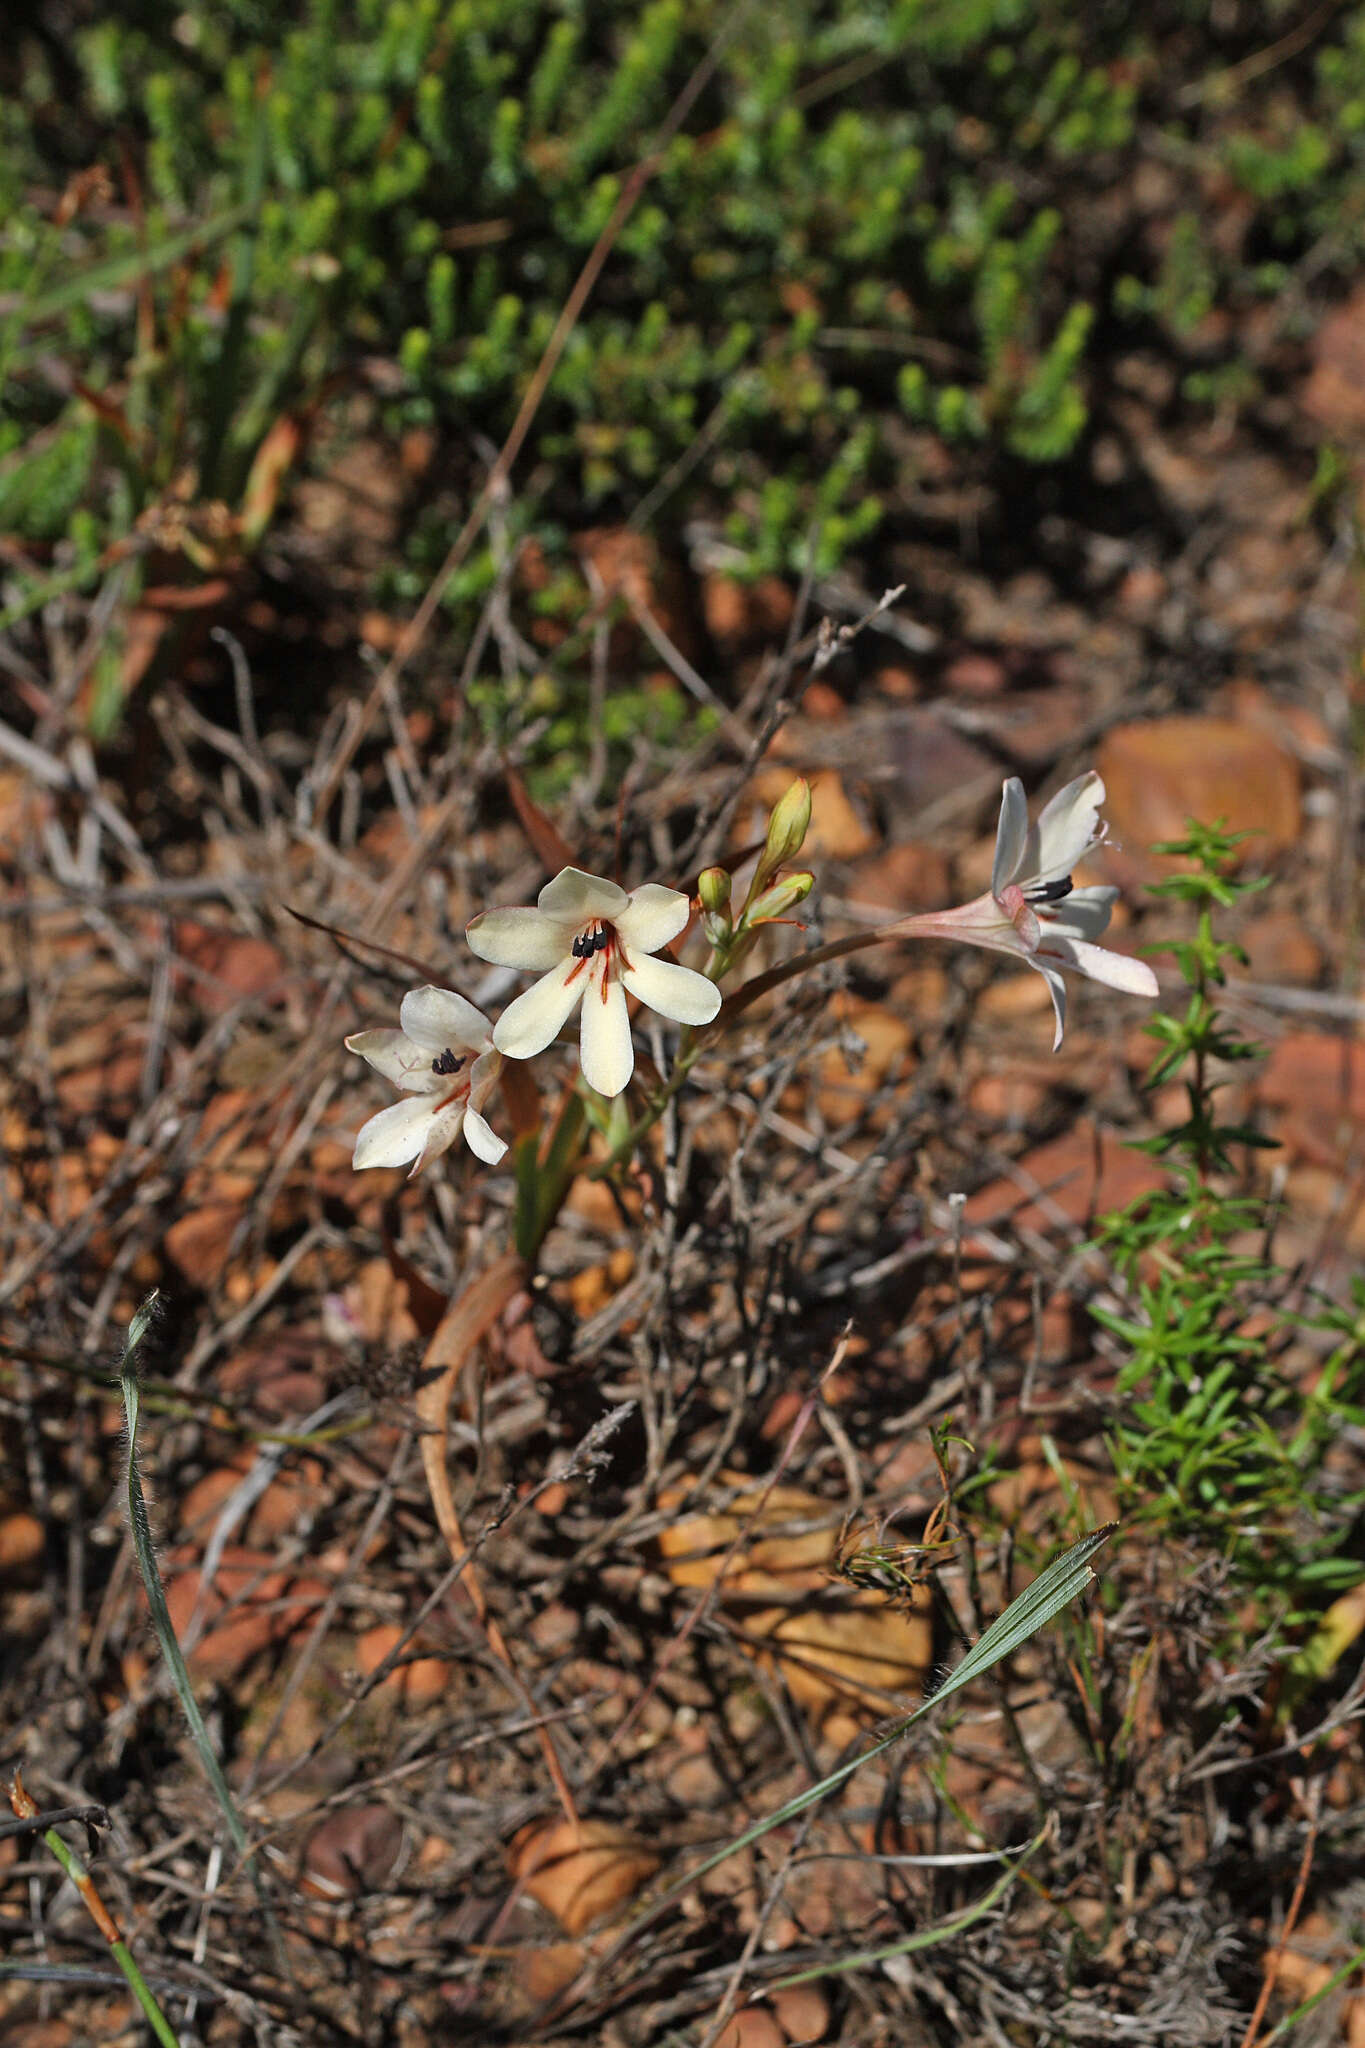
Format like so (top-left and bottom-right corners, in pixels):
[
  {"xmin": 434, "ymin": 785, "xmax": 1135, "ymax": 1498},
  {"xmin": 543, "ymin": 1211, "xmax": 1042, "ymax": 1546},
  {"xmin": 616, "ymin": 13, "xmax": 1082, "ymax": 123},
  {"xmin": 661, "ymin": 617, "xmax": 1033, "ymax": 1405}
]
[
  {"xmin": 761, "ymin": 778, "xmax": 812, "ymax": 875},
  {"xmin": 697, "ymin": 866, "xmax": 732, "ymax": 917},
  {"xmin": 744, "ymin": 869, "xmax": 814, "ymax": 925}
]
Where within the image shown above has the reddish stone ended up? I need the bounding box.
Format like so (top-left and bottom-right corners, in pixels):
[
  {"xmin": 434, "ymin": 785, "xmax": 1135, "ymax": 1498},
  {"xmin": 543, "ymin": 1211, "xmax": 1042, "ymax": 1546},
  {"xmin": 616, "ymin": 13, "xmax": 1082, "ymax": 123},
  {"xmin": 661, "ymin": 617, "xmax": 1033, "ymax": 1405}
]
[
  {"xmin": 965, "ymin": 1126, "xmax": 1166, "ymax": 1237},
  {"xmin": 1096, "ymin": 717, "xmax": 1300, "ymax": 881}
]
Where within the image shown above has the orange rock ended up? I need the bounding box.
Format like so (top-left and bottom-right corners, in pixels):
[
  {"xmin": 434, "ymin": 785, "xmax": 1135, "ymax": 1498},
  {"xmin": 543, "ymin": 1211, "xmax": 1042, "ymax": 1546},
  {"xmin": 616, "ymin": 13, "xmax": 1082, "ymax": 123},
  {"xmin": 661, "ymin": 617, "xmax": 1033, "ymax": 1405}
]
[
  {"xmin": 0, "ymin": 769, "xmax": 50, "ymax": 861},
  {"xmin": 1231, "ymin": 910, "xmax": 1322, "ymax": 986},
  {"xmin": 873, "ymin": 661, "xmax": 920, "ymax": 699},
  {"xmin": 854, "ymin": 840, "xmax": 951, "ymax": 913},
  {"xmin": 509, "ymin": 1818, "xmax": 660, "ymax": 1935},
  {"xmin": 174, "ymin": 922, "xmax": 287, "ymax": 1013},
  {"xmin": 164, "ymin": 1545, "xmax": 328, "ymax": 1679},
  {"xmin": 1257, "ymin": 1033, "xmax": 1365, "ymax": 1121},
  {"xmin": 358, "ymin": 610, "xmax": 402, "ymax": 651},
  {"xmin": 577, "ymin": 526, "xmax": 696, "ymax": 659},
  {"xmin": 1302, "ymin": 283, "xmax": 1365, "ymax": 435},
  {"xmin": 217, "ymin": 1335, "xmax": 333, "ymax": 1417},
  {"xmin": 179, "ymin": 1460, "xmax": 251, "ymax": 1532},
  {"xmin": 53, "ymin": 1044, "xmax": 145, "ymax": 1118},
  {"xmin": 163, "ymin": 1200, "xmax": 245, "ymax": 1288},
  {"xmin": 657, "ymin": 1474, "xmax": 931, "ymax": 1714},
  {"xmin": 771, "ymin": 1983, "xmax": 831, "ymax": 2042},
  {"xmin": 969, "ymin": 1071, "xmax": 1050, "ymax": 1124},
  {"xmin": 965, "ymin": 1126, "xmax": 1166, "ymax": 1237},
  {"xmin": 1096, "ymin": 718, "xmax": 1300, "ymax": 880},
  {"xmin": 801, "ymin": 679, "xmax": 845, "ymax": 721},
  {"xmin": 943, "ymin": 649, "xmax": 1008, "ymax": 696},
  {"xmin": 355, "ymin": 1622, "xmax": 451, "ymax": 1707},
  {"xmin": 0, "ymin": 1511, "xmax": 43, "ymax": 1577},
  {"xmin": 816, "ymin": 999, "xmax": 914, "ymax": 1124},
  {"xmin": 702, "ymin": 570, "xmax": 749, "ymax": 646},
  {"xmin": 715, "ymin": 2010, "xmax": 786, "ymax": 2048},
  {"xmin": 519, "ymin": 1941, "xmax": 588, "ymax": 2005}
]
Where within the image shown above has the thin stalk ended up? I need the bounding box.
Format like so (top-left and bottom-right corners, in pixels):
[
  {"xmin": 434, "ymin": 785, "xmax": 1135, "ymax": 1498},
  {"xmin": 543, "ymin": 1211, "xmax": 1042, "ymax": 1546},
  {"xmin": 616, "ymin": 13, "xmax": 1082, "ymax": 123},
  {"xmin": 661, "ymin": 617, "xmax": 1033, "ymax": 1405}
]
[{"xmin": 9, "ymin": 1773, "xmax": 181, "ymax": 2048}]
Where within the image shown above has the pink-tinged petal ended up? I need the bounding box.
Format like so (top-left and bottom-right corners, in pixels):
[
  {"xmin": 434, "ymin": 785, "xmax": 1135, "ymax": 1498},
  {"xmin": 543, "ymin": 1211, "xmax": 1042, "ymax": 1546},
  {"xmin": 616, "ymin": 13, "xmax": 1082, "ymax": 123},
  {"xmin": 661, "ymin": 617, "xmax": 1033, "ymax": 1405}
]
[
  {"xmin": 492, "ymin": 956, "xmax": 585, "ymax": 1059},
  {"xmin": 462, "ymin": 1106, "xmax": 507, "ymax": 1165},
  {"xmin": 992, "ymin": 778, "xmax": 1030, "ymax": 897},
  {"xmin": 412, "ymin": 1099, "xmax": 470, "ymax": 1177},
  {"xmin": 898, "ymin": 894, "xmax": 1032, "ymax": 958},
  {"xmin": 1041, "ymin": 934, "xmax": 1159, "ymax": 998},
  {"xmin": 620, "ymin": 950, "xmax": 721, "ymax": 1026},
  {"xmin": 345, "ymin": 1028, "xmax": 441, "ymax": 1092},
  {"xmin": 466, "ymin": 905, "xmax": 567, "ymax": 970},
  {"xmin": 614, "ymin": 882, "xmax": 691, "ymax": 955},
  {"xmin": 1025, "ymin": 771, "xmax": 1105, "ymax": 885},
  {"xmin": 580, "ymin": 971, "xmax": 634, "ymax": 1097},
  {"xmin": 1000, "ymin": 890, "xmax": 1042, "ymax": 954},
  {"xmin": 352, "ymin": 1095, "xmax": 437, "ymax": 1171},
  {"xmin": 399, "ymin": 984, "xmax": 493, "ymax": 1052},
  {"xmin": 537, "ymin": 866, "xmax": 628, "ymax": 925},
  {"xmin": 1044, "ymin": 884, "xmax": 1116, "ymax": 944}
]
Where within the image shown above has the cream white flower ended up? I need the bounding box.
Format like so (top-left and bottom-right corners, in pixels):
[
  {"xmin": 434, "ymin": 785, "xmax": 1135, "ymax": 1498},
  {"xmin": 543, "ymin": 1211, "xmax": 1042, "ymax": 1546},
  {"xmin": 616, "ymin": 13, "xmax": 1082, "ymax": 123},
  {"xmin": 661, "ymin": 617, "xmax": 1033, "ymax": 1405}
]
[
  {"xmin": 345, "ymin": 985, "xmax": 506, "ymax": 1174},
  {"xmin": 901, "ymin": 772, "xmax": 1158, "ymax": 1049},
  {"xmin": 466, "ymin": 866, "xmax": 721, "ymax": 1098}
]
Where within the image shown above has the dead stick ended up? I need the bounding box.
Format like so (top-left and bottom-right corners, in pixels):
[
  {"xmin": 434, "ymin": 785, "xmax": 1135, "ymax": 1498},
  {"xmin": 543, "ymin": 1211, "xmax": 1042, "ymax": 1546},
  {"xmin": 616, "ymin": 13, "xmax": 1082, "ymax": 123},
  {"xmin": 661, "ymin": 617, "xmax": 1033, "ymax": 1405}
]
[
  {"xmin": 1239, "ymin": 1775, "xmax": 1324, "ymax": 2048},
  {"xmin": 417, "ymin": 1252, "xmax": 579, "ymax": 1831}
]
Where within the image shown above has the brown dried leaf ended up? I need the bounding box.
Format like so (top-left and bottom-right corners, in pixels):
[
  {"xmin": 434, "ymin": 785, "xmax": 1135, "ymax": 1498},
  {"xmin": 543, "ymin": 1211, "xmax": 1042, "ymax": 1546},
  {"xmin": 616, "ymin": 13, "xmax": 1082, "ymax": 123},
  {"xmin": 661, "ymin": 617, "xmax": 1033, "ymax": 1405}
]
[
  {"xmin": 657, "ymin": 1475, "xmax": 931, "ymax": 1714},
  {"xmin": 509, "ymin": 1818, "xmax": 660, "ymax": 1935}
]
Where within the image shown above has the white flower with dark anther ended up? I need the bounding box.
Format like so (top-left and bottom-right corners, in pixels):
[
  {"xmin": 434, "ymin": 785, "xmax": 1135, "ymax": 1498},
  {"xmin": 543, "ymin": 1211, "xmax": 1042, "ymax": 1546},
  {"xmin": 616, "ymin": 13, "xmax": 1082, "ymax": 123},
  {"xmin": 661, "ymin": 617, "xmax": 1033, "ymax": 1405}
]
[
  {"xmin": 466, "ymin": 866, "xmax": 721, "ymax": 1098},
  {"xmin": 901, "ymin": 772, "xmax": 1159, "ymax": 1049},
  {"xmin": 345, "ymin": 985, "xmax": 507, "ymax": 1174}
]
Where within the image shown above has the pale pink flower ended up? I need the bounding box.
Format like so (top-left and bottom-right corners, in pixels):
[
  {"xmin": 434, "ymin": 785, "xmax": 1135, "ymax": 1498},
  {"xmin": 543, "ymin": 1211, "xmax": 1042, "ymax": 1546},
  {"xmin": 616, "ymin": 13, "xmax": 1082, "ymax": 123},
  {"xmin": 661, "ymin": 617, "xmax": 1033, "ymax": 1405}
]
[
  {"xmin": 902, "ymin": 772, "xmax": 1158, "ymax": 1048},
  {"xmin": 466, "ymin": 866, "xmax": 720, "ymax": 1098},
  {"xmin": 346, "ymin": 985, "xmax": 506, "ymax": 1174}
]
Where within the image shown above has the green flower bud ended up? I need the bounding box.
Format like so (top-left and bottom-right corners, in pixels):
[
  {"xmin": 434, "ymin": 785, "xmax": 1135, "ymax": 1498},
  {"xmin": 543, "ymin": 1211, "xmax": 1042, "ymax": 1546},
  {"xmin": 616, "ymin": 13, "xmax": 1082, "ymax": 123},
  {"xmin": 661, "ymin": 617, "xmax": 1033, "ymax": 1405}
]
[
  {"xmin": 697, "ymin": 866, "xmax": 732, "ymax": 916},
  {"xmin": 744, "ymin": 869, "xmax": 814, "ymax": 925},
  {"xmin": 761, "ymin": 778, "xmax": 812, "ymax": 874}
]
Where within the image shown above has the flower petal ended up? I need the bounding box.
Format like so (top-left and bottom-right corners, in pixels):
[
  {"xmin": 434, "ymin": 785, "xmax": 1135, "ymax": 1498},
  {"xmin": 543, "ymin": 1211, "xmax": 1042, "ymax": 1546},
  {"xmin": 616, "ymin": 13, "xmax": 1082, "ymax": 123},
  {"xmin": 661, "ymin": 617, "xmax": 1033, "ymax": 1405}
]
[
  {"xmin": 620, "ymin": 950, "xmax": 721, "ymax": 1026},
  {"xmin": 412, "ymin": 1099, "xmax": 470, "ymax": 1177},
  {"xmin": 399, "ymin": 984, "xmax": 493, "ymax": 1052},
  {"xmin": 579, "ymin": 971, "xmax": 634, "ymax": 1097},
  {"xmin": 992, "ymin": 778, "xmax": 1030, "ymax": 896},
  {"xmin": 345, "ymin": 1028, "xmax": 441, "ymax": 1092},
  {"xmin": 899, "ymin": 893, "xmax": 1027, "ymax": 956},
  {"xmin": 352, "ymin": 1094, "xmax": 437, "ymax": 1171},
  {"xmin": 1043, "ymin": 884, "xmax": 1117, "ymax": 944},
  {"xmin": 466, "ymin": 906, "xmax": 568, "ymax": 970},
  {"xmin": 468, "ymin": 1046, "xmax": 502, "ymax": 1106},
  {"xmin": 1030, "ymin": 958, "xmax": 1068, "ymax": 1051},
  {"xmin": 537, "ymin": 866, "xmax": 629, "ymax": 925},
  {"xmin": 1025, "ymin": 772, "xmax": 1105, "ymax": 885},
  {"xmin": 493, "ymin": 957, "xmax": 586, "ymax": 1059},
  {"xmin": 614, "ymin": 882, "xmax": 691, "ymax": 955},
  {"xmin": 1040, "ymin": 933, "xmax": 1159, "ymax": 998},
  {"xmin": 462, "ymin": 1106, "xmax": 508, "ymax": 1165}
]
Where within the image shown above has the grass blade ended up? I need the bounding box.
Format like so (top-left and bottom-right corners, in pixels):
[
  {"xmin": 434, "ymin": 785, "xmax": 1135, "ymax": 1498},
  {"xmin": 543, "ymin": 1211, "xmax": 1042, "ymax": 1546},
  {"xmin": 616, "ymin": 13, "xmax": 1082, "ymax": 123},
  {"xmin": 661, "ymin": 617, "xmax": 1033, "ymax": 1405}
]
[
  {"xmin": 765, "ymin": 1829, "xmax": 1043, "ymax": 1990},
  {"xmin": 14, "ymin": 208, "xmax": 250, "ymax": 329},
  {"xmin": 118, "ymin": 1294, "xmax": 287, "ymax": 1973},
  {"xmin": 9, "ymin": 1773, "xmax": 181, "ymax": 2047},
  {"xmin": 675, "ymin": 1522, "xmax": 1117, "ymax": 1895},
  {"xmin": 555, "ymin": 1522, "xmax": 1119, "ymax": 2028}
]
